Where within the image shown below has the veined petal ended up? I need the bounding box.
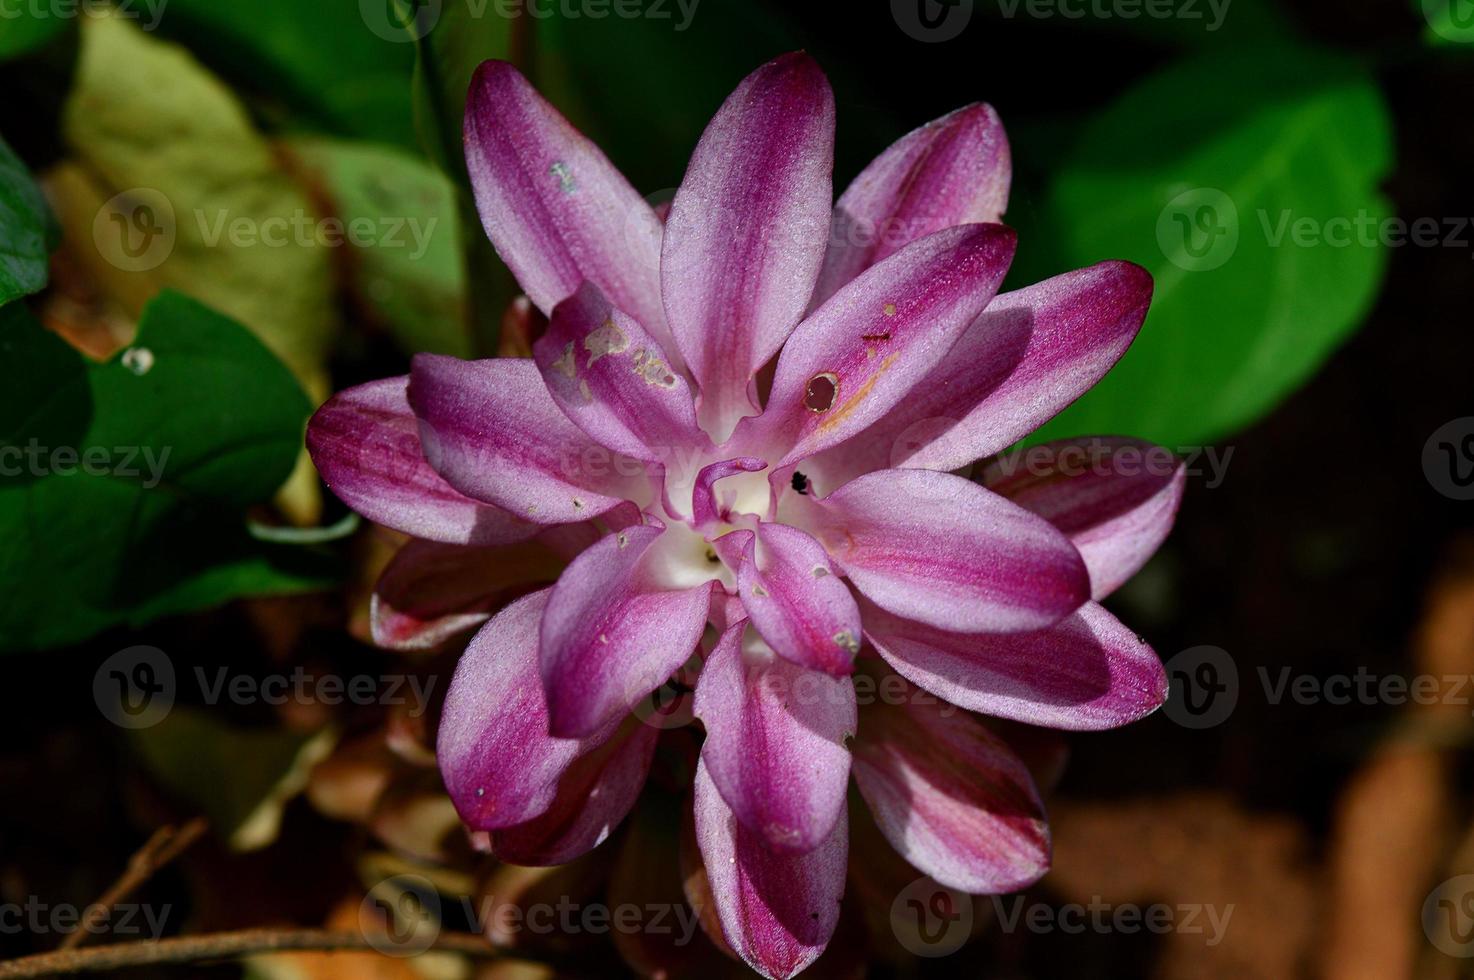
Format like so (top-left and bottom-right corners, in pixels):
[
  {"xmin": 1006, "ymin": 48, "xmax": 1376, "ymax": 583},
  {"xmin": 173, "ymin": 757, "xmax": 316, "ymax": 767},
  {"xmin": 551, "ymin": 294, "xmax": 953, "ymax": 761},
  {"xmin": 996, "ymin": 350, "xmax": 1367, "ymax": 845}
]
[
  {"xmin": 984, "ymin": 436, "xmax": 1185, "ymax": 599},
  {"xmin": 737, "ymin": 523, "xmax": 861, "ymax": 676},
  {"xmin": 438, "ymin": 591, "xmax": 622, "ymax": 831},
  {"xmin": 662, "ymin": 52, "xmax": 835, "ymax": 441},
  {"xmin": 813, "ymin": 103, "xmax": 1010, "ymax": 306},
  {"xmin": 799, "ymin": 468, "xmax": 1089, "ymax": 634},
  {"xmin": 465, "ymin": 61, "xmax": 676, "ymax": 366},
  {"xmin": 745, "ymin": 223, "xmax": 1016, "ymax": 469},
  {"xmin": 694, "ymin": 622, "xmax": 856, "ymax": 854},
  {"xmin": 371, "ymin": 538, "xmax": 562, "ymax": 651},
  {"xmin": 409, "ymin": 355, "xmax": 648, "ymax": 525},
  {"xmin": 693, "ymin": 759, "xmax": 847, "ymax": 980},
  {"xmin": 540, "ymin": 524, "xmax": 712, "ymax": 738},
  {"xmin": 852, "ymin": 689, "xmax": 1050, "ymax": 894},
  {"xmin": 306, "ymin": 377, "xmax": 538, "ymax": 546},
  {"xmin": 535, "ymin": 283, "xmax": 707, "ymax": 462},
  {"xmin": 487, "ymin": 717, "xmax": 658, "ymax": 866},
  {"xmin": 864, "ymin": 599, "xmax": 1168, "ymax": 731}
]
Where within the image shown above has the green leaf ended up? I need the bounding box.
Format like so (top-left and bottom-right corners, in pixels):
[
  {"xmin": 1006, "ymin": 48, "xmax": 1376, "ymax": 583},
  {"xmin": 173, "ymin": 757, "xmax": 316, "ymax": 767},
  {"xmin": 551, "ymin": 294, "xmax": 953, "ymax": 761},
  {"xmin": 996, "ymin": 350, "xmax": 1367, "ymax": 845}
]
[
  {"xmin": 409, "ymin": 4, "xmax": 517, "ymax": 352},
  {"xmin": 0, "ymin": 133, "xmax": 57, "ymax": 306},
  {"xmin": 58, "ymin": 13, "xmax": 340, "ymax": 401},
  {"xmin": 131, "ymin": 709, "xmax": 337, "ymax": 851},
  {"xmin": 1420, "ymin": 0, "xmax": 1474, "ymax": 45},
  {"xmin": 154, "ymin": 0, "xmax": 419, "ymax": 149},
  {"xmin": 286, "ymin": 137, "xmax": 471, "ymax": 357},
  {"xmin": 0, "ymin": 292, "xmax": 333, "ymax": 652},
  {"xmin": 1021, "ymin": 46, "xmax": 1393, "ymax": 447},
  {"xmin": 0, "ymin": 8, "xmax": 69, "ymax": 61}
]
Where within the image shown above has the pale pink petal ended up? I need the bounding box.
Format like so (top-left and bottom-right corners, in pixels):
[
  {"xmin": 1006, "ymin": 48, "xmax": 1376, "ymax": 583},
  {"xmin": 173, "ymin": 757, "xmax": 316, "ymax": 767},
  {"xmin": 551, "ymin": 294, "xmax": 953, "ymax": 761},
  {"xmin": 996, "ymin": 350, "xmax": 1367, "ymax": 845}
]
[
  {"xmin": 864, "ymin": 599, "xmax": 1168, "ymax": 731},
  {"xmin": 306, "ymin": 377, "xmax": 538, "ymax": 545},
  {"xmin": 437, "ymin": 590, "xmax": 622, "ymax": 830},
  {"xmin": 694, "ymin": 622, "xmax": 855, "ymax": 853},
  {"xmin": 693, "ymin": 759, "xmax": 847, "ymax": 979},
  {"xmin": 487, "ymin": 719, "xmax": 658, "ymax": 866},
  {"xmin": 540, "ymin": 524, "xmax": 712, "ymax": 738},
  {"xmin": 535, "ymin": 282, "xmax": 707, "ymax": 462},
  {"xmin": 409, "ymin": 355, "xmax": 650, "ymax": 525},
  {"xmin": 813, "ymin": 103, "xmax": 1010, "ymax": 305},
  {"xmin": 662, "ymin": 52, "xmax": 835, "ymax": 440},
  {"xmin": 799, "ymin": 469, "xmax": 1089, "ymax": 634},
  {"xmin": 736, "ymin": 523, "xmax": 861, "ymax": 676},
  {"xmin": 742, "ymin": 224, "xmax": 1016, "ymax": 469},
  {"xmin": 852, "ymin": 690, "xmax": 1050, "ymax": 894},
  {"xmin": 984, "ymin": 436, "xmax": 1185, "ymax": 599},
  {"xmin": 464, "ymin": 61, "xmax": 677, "ymax": 366}
]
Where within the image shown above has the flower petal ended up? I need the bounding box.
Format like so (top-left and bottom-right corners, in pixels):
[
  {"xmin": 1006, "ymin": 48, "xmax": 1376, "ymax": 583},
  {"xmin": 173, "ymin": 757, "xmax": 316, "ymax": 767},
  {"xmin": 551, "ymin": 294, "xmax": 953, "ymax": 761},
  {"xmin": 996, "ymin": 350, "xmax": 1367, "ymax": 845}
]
[
  {"xmin": 864, "ymin": 599, "xmax": 1168, "ymax": 731},
  {"xmin": 813, "ymin": 103, "xmax": 1010, "ymax": 306},
  {"xmin": 437, "ymin": 590, "xmax": 623, "ymax": 831},
  {"xmin": 409, "ymin": 354, "xmax": 649, "ymax": 525},
  {"xmin": 306, "ymin": 377, "xmax": 539, "ymax": 546},
  {"xmin": 465, "ymin": 61, "xmax": 675, "ymax": 365},
  {"xmin": 800, "ymin": 468, "xmax": 1089, "ymax": 634},
  {"xmin": 487, "ymin": 717, "xmax": 658, "ymax": 866},
  {"xmin": 662, "ymin": 52, "xmax": 835, "ymax": 440},
  {"xmin": 370, "ymin": 538, "xmax": 562, "ymax": 651},
  {"xmin": 745, "ymin": 223, "xmax": 1016, "ymax": 469},
  {"xmin": 693, "ymin": 759, "xmax": 847, "ymax": 979},
  {"xmin": 983, "ymin": 437, "xmax": 1185, "ymax": 599},
  {"xmin": 694, "ymin": 622, "xmax": 855, "ymax": 854},
  {"xmin": 851, "ymin": 688, "xmax": 1050, "ymax": 894},
  {"xmin": 540, "ymin": 523, "xmax": 712, "ymax": 738},
  {"xmin": 535, "ymin": 282, "xmax": 707, "ymax": 462},
  {"xmin": 736, "ymin": 523, "xmax": 861, "ymax": 676}
]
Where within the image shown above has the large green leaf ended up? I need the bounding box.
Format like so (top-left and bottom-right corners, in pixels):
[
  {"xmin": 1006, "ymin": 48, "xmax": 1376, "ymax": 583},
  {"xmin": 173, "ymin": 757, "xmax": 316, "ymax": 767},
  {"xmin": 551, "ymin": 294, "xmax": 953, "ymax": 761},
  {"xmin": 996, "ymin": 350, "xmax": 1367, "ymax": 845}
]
[
  {"xmin": 154, "ymin": 0, "xmax": 418, "ymax": 149},
  {"xmin": 58, "ymin": 13, "xmax": 339, "ymax": 400},
  {"xmin": 1020, "ymin": 46, "xmax": 1393, "ymax": 447},
  {"xmin": 0, "ymin": 292, "xmax": 332, "ymax": 652},
  {"xmin": 0, "ymin": 7, "xmax": 69, "ymax": 61},
  {"xmin": 287, "ymin": 136, "xmax": 471, "ymax": 357},
  {"xmin": 0, "ymin": 133, "xmax": 56, "ymax": 306}
]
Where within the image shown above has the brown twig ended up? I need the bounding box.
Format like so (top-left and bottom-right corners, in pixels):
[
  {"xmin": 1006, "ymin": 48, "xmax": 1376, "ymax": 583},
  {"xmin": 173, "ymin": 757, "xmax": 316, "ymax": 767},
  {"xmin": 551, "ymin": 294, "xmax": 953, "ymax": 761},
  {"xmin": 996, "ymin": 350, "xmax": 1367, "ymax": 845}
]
[
  {"xmin": 0, "ymin": 928, "xmax": 498, "ymax": 978},
  {"xmin": 58, "ymin": 818, "xmax": 209, "ymax": 951}
]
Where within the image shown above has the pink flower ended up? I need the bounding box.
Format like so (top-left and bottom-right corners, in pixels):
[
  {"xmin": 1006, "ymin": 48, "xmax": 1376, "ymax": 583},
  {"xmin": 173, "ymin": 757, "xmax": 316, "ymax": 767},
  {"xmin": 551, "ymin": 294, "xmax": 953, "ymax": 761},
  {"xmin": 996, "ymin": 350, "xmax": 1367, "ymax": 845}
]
[{"xmin": 306, "ymin": 53, "xmax": 1181, "ymax": 978}]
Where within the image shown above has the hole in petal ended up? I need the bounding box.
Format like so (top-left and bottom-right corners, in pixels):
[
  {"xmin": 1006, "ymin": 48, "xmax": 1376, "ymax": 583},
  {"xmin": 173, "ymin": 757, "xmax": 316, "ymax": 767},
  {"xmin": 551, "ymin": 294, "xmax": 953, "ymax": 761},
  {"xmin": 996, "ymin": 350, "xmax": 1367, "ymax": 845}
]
[{"xmin": 805, "ymin": 373, "xmax": 839, "ymax": 413}]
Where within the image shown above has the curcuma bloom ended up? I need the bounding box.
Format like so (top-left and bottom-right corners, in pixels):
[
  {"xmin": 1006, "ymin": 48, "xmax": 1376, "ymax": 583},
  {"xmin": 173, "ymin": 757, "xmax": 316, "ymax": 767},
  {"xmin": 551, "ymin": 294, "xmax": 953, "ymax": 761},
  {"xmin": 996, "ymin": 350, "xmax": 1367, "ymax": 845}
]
[{"xmin": 307, "ymin": 52, "xmax": 1183, "ymax": 978}]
